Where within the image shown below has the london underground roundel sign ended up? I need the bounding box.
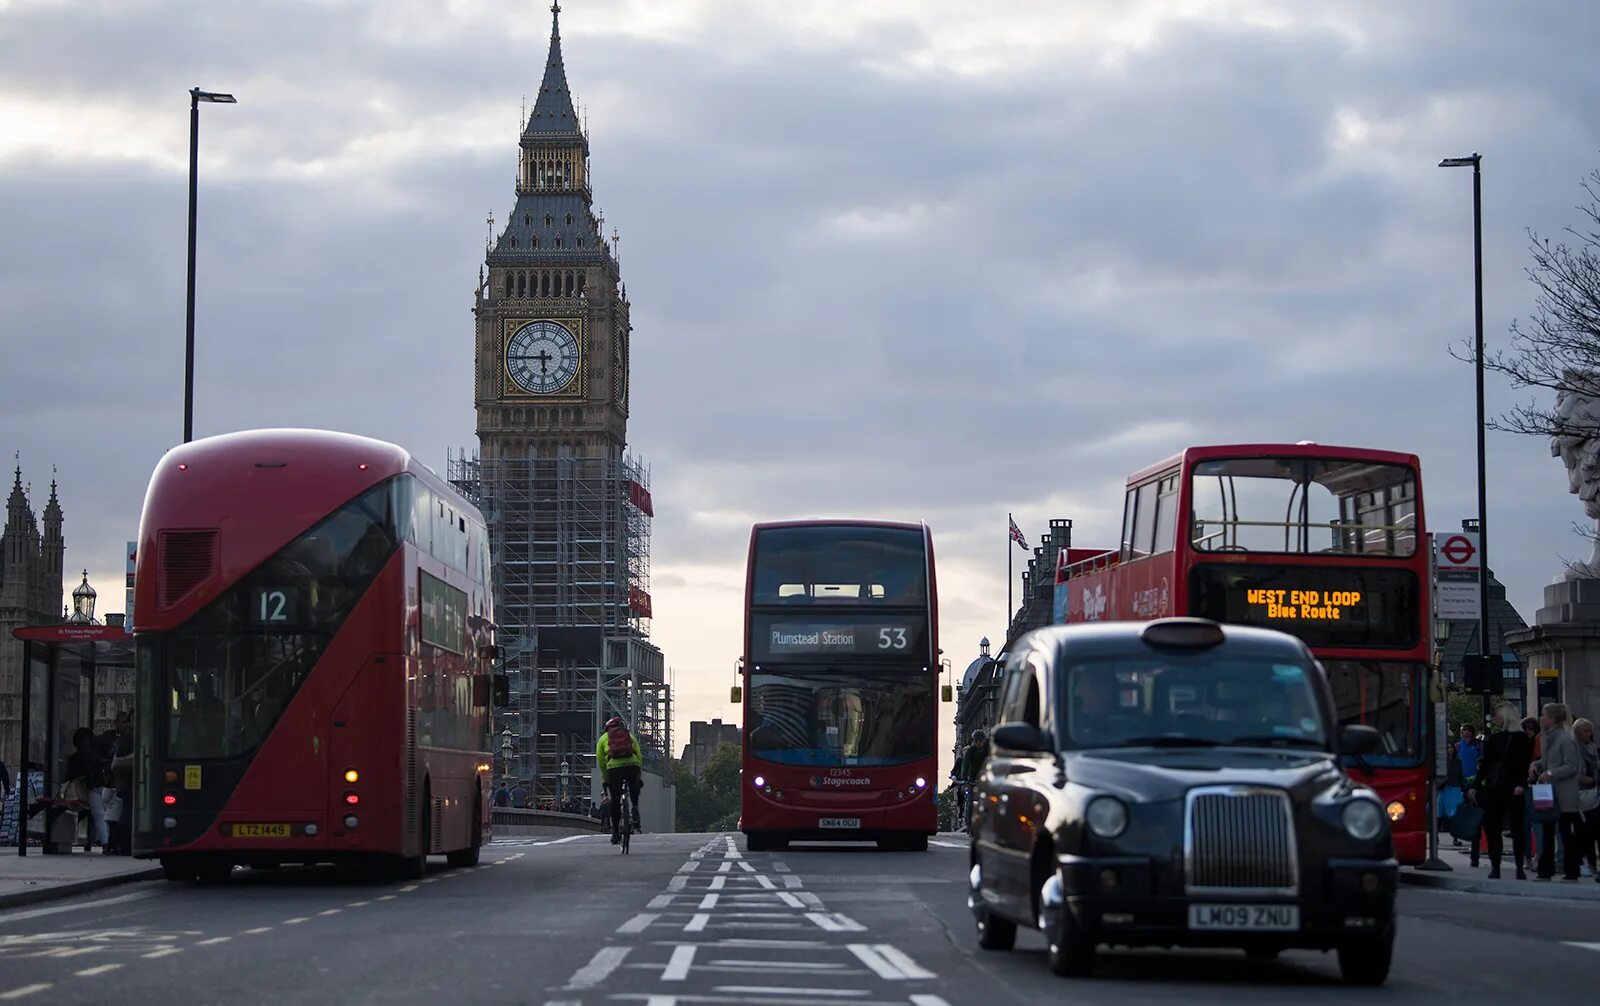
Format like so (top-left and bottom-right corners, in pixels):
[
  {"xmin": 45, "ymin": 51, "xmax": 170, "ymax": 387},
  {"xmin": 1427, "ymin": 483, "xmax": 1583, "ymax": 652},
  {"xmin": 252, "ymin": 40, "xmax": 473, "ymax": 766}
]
[{"xmin": 1440, "ymin": 534, "xmax": 1476, "ymax": 568}]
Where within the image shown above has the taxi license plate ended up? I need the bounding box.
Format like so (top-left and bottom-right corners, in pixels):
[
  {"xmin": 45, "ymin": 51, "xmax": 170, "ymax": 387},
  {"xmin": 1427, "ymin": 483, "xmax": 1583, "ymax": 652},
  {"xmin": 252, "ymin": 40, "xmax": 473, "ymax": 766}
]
[
  {"xmin": 1188, "ymin": 904, "xmax": 1299, "ymax": 931},
  {"xmin": 231, "ymin": 824, "xmax": 291, "ymax": 839},
  {"xmin": 817, "ymin": 818, "xmax": 860, "ymax": 830}
]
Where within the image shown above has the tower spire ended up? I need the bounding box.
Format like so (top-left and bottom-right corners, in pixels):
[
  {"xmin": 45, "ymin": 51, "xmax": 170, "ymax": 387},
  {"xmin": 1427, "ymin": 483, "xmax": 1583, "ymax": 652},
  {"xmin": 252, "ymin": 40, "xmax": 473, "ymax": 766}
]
[{"xmin": 524, "ymin": 0, "xmax": 580, "ymax": 137}]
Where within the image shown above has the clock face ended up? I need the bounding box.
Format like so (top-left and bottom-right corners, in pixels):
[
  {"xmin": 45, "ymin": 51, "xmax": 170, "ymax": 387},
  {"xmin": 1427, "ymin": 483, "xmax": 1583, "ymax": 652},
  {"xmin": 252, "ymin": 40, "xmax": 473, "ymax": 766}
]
[{"xmin": 505, "ymin": 320, "xmax": 579, "ymax": 394}]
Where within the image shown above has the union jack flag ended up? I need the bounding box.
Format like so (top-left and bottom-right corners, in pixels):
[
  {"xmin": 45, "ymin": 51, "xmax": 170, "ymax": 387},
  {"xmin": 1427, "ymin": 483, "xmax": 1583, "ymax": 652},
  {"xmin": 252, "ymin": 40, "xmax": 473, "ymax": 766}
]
[{"xmin": 1009, "ymin": 517, "xmax": 1028, "ymax": 550}]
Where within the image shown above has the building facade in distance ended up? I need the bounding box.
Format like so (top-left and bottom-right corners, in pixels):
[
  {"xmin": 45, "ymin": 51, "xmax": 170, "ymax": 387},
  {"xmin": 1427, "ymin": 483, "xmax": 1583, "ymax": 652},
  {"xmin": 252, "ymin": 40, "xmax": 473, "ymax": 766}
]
[
  {"xmin": 0, "ymin": 464, "xmax": 64, "ymax": 770},
  {"xmin": 680, "ymin": 718, "xmax": 741, "ymax": 776}
]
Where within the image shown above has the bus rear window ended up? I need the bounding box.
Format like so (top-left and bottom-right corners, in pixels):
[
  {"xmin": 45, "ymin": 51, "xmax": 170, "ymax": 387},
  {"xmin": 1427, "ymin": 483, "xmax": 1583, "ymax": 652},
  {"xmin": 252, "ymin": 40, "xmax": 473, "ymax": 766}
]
[
  {"xmin": 1190, "ymin": 457, "xmax": 1418, "ymax": 556},
  {"xmin": 751, "ymin": 526, "xmax": 927, "ymax": 606}
]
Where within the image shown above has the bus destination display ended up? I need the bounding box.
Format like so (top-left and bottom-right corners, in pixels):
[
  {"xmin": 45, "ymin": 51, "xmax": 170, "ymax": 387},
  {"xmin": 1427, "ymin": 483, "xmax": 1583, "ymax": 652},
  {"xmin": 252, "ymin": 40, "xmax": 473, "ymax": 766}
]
[
  {"xmin": 752, "ymin": 615, "xmax": 928, "ymax": 661},
  {"xmin": 1188, "ymin": 564, "xmax": 1419, "ymax": 648}
]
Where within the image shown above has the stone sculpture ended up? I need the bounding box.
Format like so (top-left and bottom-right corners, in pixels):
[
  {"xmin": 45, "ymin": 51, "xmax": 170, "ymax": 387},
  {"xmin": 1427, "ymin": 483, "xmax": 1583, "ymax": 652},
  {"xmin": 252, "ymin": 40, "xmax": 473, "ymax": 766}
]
[{"xmin": 1551, "ymin": 373, "xmax": 1600, "ymax": 578}]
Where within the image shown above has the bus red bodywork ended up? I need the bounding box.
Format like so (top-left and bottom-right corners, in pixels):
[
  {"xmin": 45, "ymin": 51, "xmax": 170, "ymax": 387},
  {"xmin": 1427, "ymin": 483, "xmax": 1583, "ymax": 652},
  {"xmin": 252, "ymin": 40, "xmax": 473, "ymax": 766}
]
[
  {"xmin": 1056, "ymin": 444, "xmax": 1432, "ymax": 864},
  {"xmin": 738, "ymin": 520, "xmax": 940, "ymax": 851},
  {"xmin": 132, "ymin": 429, "xmax": 496, "ymax": 879}
]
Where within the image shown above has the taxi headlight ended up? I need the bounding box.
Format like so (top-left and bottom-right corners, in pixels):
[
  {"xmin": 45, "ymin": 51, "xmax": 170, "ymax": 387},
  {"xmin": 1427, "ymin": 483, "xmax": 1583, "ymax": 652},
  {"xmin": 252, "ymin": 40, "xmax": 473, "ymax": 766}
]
[
  {"xmin": 1085, "ymin": 796, "xmax": 1128, "ymax": 839},
  {"xmin": 1342, "ymin": 799, "xmax": 1384, "ymax": 841}
]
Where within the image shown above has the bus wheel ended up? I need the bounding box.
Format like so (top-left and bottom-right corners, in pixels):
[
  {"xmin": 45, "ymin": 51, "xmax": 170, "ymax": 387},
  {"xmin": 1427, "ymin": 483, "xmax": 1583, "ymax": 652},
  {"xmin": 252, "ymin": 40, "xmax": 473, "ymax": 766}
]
[
  {"xmin": 160, "ymin": 858, "xmax": 197, "ymax": 883},
  {"xmin": 746, "ymin": 832, "xmax": 769, "ymax": 852},
  {"xmin": 447, "ymin": 797, "xmax": 483, "ymax": 868}
]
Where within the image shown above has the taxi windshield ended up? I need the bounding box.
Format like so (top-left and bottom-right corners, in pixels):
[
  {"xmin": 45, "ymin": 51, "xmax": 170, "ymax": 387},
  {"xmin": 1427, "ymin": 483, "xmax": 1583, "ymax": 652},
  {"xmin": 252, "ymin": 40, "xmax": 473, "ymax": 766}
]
[{"xmin": 1061, "ymin": 654, "xmax": 1330, "ymax": 751}]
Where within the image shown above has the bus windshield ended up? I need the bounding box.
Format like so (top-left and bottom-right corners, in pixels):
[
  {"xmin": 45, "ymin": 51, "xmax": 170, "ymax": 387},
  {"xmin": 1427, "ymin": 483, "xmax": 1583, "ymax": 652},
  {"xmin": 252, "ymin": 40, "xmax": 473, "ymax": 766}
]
[
  {"xmin": 1324, "ymin": 660, "xmax": 1425, "ymax": 767},
  {"xmin": 746, "ymin": 670, "xmax": 934, "ymax": 767},
  {"xmin": 752, "ymin": 526, "xmax": 927, "ymax": 606},
  {"xmin": 1190, "ymin": 457, "xmax": 1418, "ymax": 556}
]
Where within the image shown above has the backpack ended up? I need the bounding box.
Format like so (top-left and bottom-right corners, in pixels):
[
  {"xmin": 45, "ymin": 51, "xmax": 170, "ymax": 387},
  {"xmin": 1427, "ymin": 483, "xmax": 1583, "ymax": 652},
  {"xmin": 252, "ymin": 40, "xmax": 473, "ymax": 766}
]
[{"xmin": 607, "ymin": 724, "xmax": 635, "ymax": 759}]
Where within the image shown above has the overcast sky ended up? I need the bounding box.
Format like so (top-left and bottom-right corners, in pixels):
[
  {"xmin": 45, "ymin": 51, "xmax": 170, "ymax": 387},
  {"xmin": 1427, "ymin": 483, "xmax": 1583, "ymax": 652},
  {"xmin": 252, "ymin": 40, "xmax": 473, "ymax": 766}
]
[{"xmin": 4, "ymin": 0, "xmax": 1600, "ymax": 766}]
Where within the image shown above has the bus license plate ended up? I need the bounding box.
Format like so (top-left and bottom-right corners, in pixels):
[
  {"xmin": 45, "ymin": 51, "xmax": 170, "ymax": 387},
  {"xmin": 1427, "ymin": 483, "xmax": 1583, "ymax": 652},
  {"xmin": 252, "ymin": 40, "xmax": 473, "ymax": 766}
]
[
  {"xmin": 1188, "ymin": 904, "xmax": 1299, "ymax": 931},
  {"xmin": 818, "ymin": 818, "xmax": 860, "ymax": 830},
  {"xmin": 231, "ymin": 824, "xmax": 291, "ymax": 838}
]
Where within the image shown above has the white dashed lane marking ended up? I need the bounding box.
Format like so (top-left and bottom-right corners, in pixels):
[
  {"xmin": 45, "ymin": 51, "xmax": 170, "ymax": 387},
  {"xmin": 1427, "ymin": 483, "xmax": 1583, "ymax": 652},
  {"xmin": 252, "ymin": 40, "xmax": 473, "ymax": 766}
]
[{"xmin": 0, "ymin": 984, "xmax": 52, "ymax": 1000}]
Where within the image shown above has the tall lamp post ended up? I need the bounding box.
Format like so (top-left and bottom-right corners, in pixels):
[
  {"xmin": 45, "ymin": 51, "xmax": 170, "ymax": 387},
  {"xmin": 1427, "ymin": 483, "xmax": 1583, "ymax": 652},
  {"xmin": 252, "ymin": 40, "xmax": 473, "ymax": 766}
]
[
  {"xmin": 1439, "ymin": 153, "xmax": 1492, "ymax": 708},
  {"xmin": 499, "ymin": 727, "xmax": 514, "ymax": 791},
  {"xmin": 559, "ymin": 759, "xmax": 571, "ymax": 812},
  {"xmin": 184, "ymin": 87, "xmax": 237, "ymax": 444}
]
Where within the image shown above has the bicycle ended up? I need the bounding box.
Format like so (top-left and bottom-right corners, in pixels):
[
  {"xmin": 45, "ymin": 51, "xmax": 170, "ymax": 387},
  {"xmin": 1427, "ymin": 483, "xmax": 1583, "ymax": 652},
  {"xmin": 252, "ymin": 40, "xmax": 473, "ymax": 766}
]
[{"xmin": 618, "ymin": 786, "xmax": 634, "ymax": 855}]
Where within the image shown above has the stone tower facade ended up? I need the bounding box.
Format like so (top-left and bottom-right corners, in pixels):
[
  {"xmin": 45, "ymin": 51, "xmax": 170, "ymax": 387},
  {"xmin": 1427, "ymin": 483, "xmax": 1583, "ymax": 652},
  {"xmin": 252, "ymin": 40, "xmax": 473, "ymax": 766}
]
[
  {"xmin": 0, "ymin": 464, "xmax": 65, "ymax": 771},
  {"xmin": 474, "ymin": 2, "xmax": 630, "ymax": 460}
]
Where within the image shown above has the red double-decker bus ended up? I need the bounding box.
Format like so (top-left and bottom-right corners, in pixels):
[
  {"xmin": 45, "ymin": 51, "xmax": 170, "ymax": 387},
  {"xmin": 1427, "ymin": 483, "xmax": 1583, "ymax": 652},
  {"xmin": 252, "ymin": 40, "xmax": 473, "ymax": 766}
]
[
  {"xmin": 133, "ymin": 429, "xmax": 500, "ymax": 881},
  {"xmin": 1055, "ymin": 444, "xmax": 1431, "ymax": 864},
  {"xmin": 737, "ymin": 520, "xmax": 941, "ymax": 852}
]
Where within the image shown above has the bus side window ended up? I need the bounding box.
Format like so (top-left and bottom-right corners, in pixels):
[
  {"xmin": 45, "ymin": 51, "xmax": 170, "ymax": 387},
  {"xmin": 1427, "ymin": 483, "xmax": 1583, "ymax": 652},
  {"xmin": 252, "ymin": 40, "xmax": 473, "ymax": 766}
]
[
  {"xmin": 1152, "ymin": 474, "xmax": 1179, "ymax": 554},
  {"xmin": 1120, "ymin": 489, "xmax": 1138, "ymax": 560}
]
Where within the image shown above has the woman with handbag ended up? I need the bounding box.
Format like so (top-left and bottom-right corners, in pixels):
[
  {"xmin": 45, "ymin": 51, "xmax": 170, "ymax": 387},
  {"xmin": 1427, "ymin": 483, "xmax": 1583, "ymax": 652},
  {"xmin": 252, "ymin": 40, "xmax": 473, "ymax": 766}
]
[
  {"xmin": 1529, "ymin": 703, "xmax": 1584, "ymax": 881},
  {"xmin": 62, "ymin": 727, "xmax": 108, "ymax": 850},
  {"xmin": 1470, "ymin": 704, "xmax": 1532, "ymax": 880},
  {"xmin": 1574, "ymin": 717, "xmax": 1599, "ymax": 880}
]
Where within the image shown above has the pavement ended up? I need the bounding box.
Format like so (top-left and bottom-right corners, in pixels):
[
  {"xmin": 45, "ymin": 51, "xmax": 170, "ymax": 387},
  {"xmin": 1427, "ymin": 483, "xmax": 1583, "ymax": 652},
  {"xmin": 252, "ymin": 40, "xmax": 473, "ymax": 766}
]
[
  {"xmin": 1402, "ymin": 842, "xmax": 1600, "ymax": 900},
  {"xmin": 0, "ymin": 850, "xmax": 160, "ymax": 909},
  {"xmin": 0, "ymin": 832, "xmax": 1595, "ymax": 1004}
]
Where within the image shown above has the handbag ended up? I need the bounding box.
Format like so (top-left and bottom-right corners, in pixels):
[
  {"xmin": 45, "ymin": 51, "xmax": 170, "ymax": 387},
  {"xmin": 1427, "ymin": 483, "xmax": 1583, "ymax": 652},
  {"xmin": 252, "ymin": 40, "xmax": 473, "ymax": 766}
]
[
  {"xmin": 56, "ymin": 778, "xmax": 88, "ymax": 804},
  {"xmin": 1531, "ymin": 782, "xmax": 1556, "ymax": 813},
  {"xmin": 1581, "ymin": 785, "xmax": 1599, "ymax": 814},
  {"xmin": 1447, "ymin": 803, "xmax": 1485, "ymax": 843},
  {"xmin": 102, "ymin": 788, "xmax": 124, "ymax": 824}
]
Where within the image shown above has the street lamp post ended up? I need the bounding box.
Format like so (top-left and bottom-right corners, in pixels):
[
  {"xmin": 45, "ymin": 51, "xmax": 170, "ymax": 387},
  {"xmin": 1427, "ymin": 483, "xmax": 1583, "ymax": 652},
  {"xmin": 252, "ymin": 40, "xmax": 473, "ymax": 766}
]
[
  {"xmin": 1439, "ymin": 154, "xmax": 1491, "ymax": 708},
  {"xmin": 559, "ymin": 759, "xmax": 571, "ymax": 811},
  {"xmin": 499, "ymin": 727, "xmax": 514, "ymax": 791},
  {"xmin": 184, "ymin": 87, "xmax": 237, "ymax": 444}
]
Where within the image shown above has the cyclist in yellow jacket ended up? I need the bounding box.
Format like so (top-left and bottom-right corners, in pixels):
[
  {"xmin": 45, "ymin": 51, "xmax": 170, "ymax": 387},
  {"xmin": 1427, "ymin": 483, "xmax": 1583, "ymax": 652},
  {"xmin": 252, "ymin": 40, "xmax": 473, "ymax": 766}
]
[{"xmin": 596, "ymin": 716, "xmax": 643, "ymax": 844}]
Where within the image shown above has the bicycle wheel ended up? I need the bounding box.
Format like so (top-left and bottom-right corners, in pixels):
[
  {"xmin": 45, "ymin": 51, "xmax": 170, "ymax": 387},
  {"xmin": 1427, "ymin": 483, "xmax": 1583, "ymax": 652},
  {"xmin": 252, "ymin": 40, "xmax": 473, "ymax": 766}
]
[{"xmin": 620, "ymin": 794, "xmax": 632, "ymax": 855}]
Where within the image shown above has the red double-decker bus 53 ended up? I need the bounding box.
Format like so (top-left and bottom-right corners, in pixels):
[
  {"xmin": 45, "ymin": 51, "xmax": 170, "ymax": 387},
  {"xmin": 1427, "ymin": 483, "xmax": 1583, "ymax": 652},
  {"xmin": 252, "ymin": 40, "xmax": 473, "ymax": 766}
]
[
  {"xmin": 1055, "ymin": 444, "xmax": 1432, "ymax": 864},
  {"xmin": 132, "ymin": 429, "xmax": 500, "ymax": 881},
  {"xmin": 736, "ymin": 520, "xmax": 942, "ymax": 852}
]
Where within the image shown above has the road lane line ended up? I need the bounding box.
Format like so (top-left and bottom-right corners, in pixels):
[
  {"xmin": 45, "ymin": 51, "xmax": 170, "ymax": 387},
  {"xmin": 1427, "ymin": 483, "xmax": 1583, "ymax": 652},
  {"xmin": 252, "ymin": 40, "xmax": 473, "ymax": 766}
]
[
  {"xmin": 771, "ymin": 861, "xmax": 791, "ymax": 872},
  {"xmin": 698, "ymin": 894, "xmax": 720, "ymax": 909},
  {"xmin": 618, "ymin": 913, "xmax": 658, "ymax": 934},
  {"xmin": 648, "ymin": 895, "xmax": 677, "ymax": 909},
  {"xmin": 777, "ymin": 892, "xmax": 805, "ymax": 908},
  {"xmin": 347, "ymin": 901, "xmax": 370, "ymax": 908},
  {"xmin": 399, "ymin": 885, "xmax": 419, "ymax": 892},
  {"xmin": 142, "ymin": 948, "xmax": 183, "ymax": 960},
  {"xmin": 662, "ymin": 945, "xmax": 696, "ymax": 981},
  {"xmin": 754, "ymin": 874, "xmax": 776, "ymax": 889},
  {"xmin": 708, "ymin": 875, "xmax": 726, "ymax": 890},
  {"xmin": 685, "ymin": 913, "xmax": 711, "ymax": 932},
  {"xmin": 195, "ymin": 937, "xmax": 232, "ymax": 946},
  {"xmin": 910, "ymin": 997, "xmax": 954, "ymax": 1006},
  {"xmin": 283, "ymin": 917, "xmax": 309, "ymax": 925},
  {"xmin": 717, "ymin": 861, "xmax": 734, "ymax": 873},
  {"xmin": 797, "ymin": 892, "xmax": 823, "ymax": 908},
  {"xmin": 567, "ymin": 946, "xmax": 630, "ymax": 988},
  {"xmin": 808, "ymin": 913, "xmax": 866, "ymax": 933},
  {"xmin": 0, "ymin": 985, "xmax": 52, "ymax": 1000},
  {"xmin": 241, "ymin": 927, "xmax": 273, "ymax": 935},
  {"xmin": 847, "ymin": 945, "xmax": 904, "ymax": 980},
  {"xmin": 872, "ymin": 946, "xmax": 935, "ymax": 979},
  {"xmin": 0, "ymin": 889, "xmax": 161, "ymax": 925},
  {"xmin": 74, "ymin": 965, "xmax": 122, "ymax": 977},
  {"xmin": 782, "ymin": 875, "xmax": 802, "ymax": 889},
  {"xmin": 678, "ymin": 862, "xmax": 699, "ymax": 873},
  {"xmin": 667, "ymin": 874, "xmax": 689, "ymax": 892},
  {"xmin": 713, "ymin": 987, "xmax": 869, "ymax": 998},
  {"xmin": 736, "ymin": 860, "xmax": 756, "ymax": 873},
  {"xmin": 1565, "ymin": 942, "xmax": 1600, "ymax": 952},
  {"xmin": 318, "ymin": 909, "xmax": 342, "ymax": 916}
]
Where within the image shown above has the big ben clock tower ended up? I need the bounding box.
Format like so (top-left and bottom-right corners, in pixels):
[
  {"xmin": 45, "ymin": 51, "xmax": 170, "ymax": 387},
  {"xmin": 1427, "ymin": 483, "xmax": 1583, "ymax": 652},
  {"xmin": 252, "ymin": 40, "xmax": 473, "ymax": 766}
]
[
  {"xmin": 466, "ymin": 3, "xmax": 666, "ymax": 813},
  {"xmin": 475, "ymin": 1, "xmax": 629, "ymax": 460}
]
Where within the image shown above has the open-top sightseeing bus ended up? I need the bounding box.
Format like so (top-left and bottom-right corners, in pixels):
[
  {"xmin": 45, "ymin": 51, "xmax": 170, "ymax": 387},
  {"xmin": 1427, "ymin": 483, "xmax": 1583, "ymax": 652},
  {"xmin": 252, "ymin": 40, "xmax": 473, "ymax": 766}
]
[
  {"xmin": 736, "ymin": 520, "xmax": 941, "ymax": 851},
  {"xmin": 133, "ymin": 429, "xmax": 500, "ymax": 881},
  {"xmin": 1055, "ymin": 444, "xmax": 1431, "ymax": 863}
]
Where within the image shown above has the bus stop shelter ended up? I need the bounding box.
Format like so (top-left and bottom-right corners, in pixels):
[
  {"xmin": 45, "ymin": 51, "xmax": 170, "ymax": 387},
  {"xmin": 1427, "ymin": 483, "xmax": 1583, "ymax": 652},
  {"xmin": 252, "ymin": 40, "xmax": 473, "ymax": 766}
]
[{"xmin": 11, "ymin": 624, "xmax": 134, "ymax": 855}]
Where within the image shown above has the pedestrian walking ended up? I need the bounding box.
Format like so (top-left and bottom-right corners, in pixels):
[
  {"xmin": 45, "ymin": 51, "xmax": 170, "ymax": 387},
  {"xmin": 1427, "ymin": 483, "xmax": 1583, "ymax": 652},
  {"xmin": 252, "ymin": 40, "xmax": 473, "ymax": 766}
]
[
  {"xmin": 1529, "ymin": 702, "xmax": 1584, "ymax": 881},
  {"xmin": 1573, "ymin": 717, "xmax": 1599, "ymax": 880},
  {"xmin": 1470, "ymin": 704, "xmax": 1533, "ymax": 880}
]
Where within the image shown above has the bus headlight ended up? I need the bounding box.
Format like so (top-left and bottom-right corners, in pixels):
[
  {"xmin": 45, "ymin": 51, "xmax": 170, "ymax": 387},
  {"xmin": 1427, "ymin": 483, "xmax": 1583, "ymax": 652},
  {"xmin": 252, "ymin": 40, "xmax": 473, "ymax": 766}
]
[
  {"xmin": 1085, "ymin": 797, "xmax": 1128, "ymax": 839},
  {"xmin": 1342, "ymin": 799, "xmax": 1384, "ymax": 841},
  {"xmin": 1385, "ymin": 800, "xmax": 1406, "ymax": 823}
]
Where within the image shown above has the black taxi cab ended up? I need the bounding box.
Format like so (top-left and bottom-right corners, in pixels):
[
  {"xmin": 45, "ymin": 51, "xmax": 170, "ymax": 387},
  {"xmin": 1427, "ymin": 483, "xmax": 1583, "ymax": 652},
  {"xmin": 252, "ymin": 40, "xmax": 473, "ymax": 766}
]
[{"xmin": 967, "ymin": 618, "xmax": 1396, "ymax": 984}]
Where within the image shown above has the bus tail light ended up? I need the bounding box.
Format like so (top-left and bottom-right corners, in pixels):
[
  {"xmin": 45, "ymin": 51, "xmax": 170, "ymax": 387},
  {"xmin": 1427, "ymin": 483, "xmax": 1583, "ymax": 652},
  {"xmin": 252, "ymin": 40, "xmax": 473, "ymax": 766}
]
[
  {"xmin": 344, "ymin": 792, "xmax": 360, "ymax": 806},
  {"xmin": 344, "ymin": 769, "xmax": 359, "ymax": 784},
  {"xmin": 163, "ymin": 793, "xmax": 177, "ymax": 806},
  {"xmin": 164, "ymin": 770, "xmax": 178, "ymax": 784},
  {"xmin": 343, "ymin": 815, "xmax": 359, "ymax": 829}
]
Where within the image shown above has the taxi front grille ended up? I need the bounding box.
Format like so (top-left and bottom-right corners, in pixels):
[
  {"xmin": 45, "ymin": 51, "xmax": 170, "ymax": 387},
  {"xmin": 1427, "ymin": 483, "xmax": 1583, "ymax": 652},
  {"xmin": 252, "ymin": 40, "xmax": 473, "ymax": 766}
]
[{"xmin": 1185, "ymin": 787, "xmax": 1297, "ymax": 894}]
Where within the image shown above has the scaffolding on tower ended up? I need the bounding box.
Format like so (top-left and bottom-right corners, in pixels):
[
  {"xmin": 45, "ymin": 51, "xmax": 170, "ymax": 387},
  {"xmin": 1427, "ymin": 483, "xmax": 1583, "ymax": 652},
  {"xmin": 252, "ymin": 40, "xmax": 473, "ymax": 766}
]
[{"xmin": 448, "ymin": 447, "xmax": 670, "ymax": 809}]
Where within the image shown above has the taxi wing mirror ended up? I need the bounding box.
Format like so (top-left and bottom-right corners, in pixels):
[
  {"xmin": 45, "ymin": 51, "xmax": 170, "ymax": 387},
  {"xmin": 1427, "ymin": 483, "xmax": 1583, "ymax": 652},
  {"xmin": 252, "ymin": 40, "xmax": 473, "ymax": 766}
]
[
  {"xmin": 492, "ymin": 674, "xmax": 511, "ymax": 707},
  {"xmin": 730, "ymin": 685, "xmax": 743, "ymax": 704},
  {"xmin": 992, "ymin": 721, "xmax": 1051, "ymax": 754},
  {"xmin": 1339, "ymin": 724, "xmax": 1380, "ymax": 755}
]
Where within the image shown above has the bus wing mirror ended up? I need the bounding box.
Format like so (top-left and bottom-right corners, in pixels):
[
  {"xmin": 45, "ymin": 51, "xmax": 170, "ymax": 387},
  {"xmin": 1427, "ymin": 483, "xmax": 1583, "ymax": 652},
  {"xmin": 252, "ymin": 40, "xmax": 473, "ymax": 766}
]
[
  {"xmin": 730, "ymin": 685, "xmax": 743, "ymax": 704},
  {"xmin": 941, "ymin": 684, "xmax": 953, "ymax": 703},
  {"xmin": 493, "ymin": 674, "xmax": 511, "ymax": 707},
  {"xmin": 1339, "ymin": 724, "xmax": 1380, "ymax": 755}
]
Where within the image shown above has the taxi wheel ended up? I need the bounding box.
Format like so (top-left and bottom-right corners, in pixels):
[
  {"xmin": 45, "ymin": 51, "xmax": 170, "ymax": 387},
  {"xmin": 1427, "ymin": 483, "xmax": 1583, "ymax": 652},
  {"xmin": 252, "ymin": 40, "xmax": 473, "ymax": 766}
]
[
  {"xmin": 1046, "ymin": 898, "xmax": 1095, "ymax": 976},
  {"xmin": 975, "ymin": 908, "xmax": 1016, "ymax": 951},
  {"xmin": 1337, "ymin": 924, "xmax": 1395, "ymax": 986}
]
